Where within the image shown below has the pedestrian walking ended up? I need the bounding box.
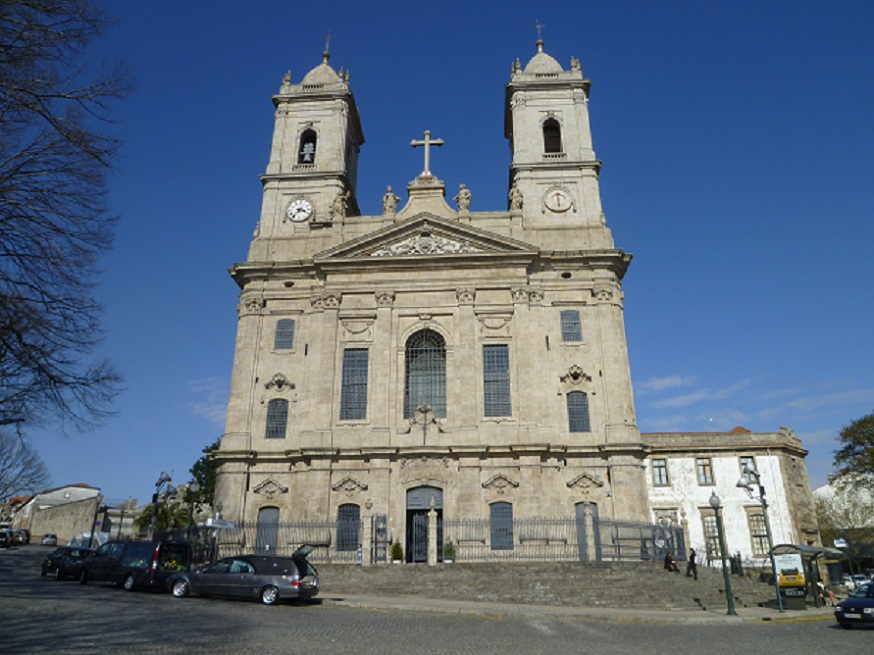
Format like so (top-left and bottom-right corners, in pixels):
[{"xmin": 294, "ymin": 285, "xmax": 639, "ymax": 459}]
[{"xmin": 685, "ymin": 548, "xmax": 698, "ymax": 580}]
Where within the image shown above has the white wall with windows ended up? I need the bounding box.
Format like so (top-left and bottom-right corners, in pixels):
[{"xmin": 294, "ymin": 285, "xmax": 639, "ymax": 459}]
[{"xmin": 646, "ymin": 439, "xmax": 806, "ymax": 567}]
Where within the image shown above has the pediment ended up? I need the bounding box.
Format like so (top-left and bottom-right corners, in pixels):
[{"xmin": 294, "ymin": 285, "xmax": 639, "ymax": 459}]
[{"xmin": 314, "ymin": 214, "xmax": 537, "ymax": 262}]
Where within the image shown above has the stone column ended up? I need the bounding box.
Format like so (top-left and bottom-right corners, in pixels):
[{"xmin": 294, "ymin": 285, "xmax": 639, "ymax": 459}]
[
  {"xmin": 361, "ymin": 511, "xmax": 373, "ymax": 567},
  {"xmin": 428, "ymin": 498, "xmax": 438, "ymax": 566}
]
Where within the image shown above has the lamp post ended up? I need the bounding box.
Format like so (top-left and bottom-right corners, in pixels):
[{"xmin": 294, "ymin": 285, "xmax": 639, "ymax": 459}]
[
  {"xmin": 149, "ymin": 471, "xmax": 174, "ymax": 540},
  {"xmin": 737, "ymin": 464, "xmax": 784, "ymax": 612},
  {"xmin": 709, "ymin": 492, "xmax": 737, "ymax": 615}
]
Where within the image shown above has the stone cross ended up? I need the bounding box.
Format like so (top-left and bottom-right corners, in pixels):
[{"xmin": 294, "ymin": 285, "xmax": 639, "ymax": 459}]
[{"xmin": 410, "ymin": 130, "xmax": 444, "ymax": 177}]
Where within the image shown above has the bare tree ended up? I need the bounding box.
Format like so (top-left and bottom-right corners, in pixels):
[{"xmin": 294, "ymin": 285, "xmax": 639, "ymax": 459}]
[
  {"xmin": 0, "ymin": 1, "xmax": 130, "ymax": 433},
  {"xmin": 0, "ymin": 430, "xmax": 50, "ymax": 505}
]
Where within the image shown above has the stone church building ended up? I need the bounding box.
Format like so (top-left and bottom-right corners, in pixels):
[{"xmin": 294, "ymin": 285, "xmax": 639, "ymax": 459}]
[{"xmin": 212, "ymin": 40, "xmax": 818, "ymax": 563}]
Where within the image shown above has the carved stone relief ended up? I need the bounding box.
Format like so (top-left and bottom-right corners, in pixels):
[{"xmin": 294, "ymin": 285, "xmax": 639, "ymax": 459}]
[
  {"xmin": 239, "ymin": 296, "xmax": 265, "ymax": 317},
  {"xmin": 331, "ymin": 475, "xmax": 369, "ymax": 497},
  {"xmin": 252, "ymin": 478, "xmax": 289, "ymax": 501},
  {"xmin": 375, "ymin": 291, "xmax": 396, "ymax": 307},
  {"xmin": 341, "ymin": 319, "xmax": 374, "ymax": 340},
  {"xmin": 559, "ymin": 365, "xmax": 592, "ymax": 387},
  {"xmin": 456, "ymin": 288, "xmax": 476, "ymax": 305},
  {"xmin": 265, "ymin": 373, "xmax": 294, "ymax": 391},
  {"xmin": 566, "ymin": 473, "xmax": 604, "ymax": 498},
  {"xmin": 311, "ymin": 292, "xmax": 341, "ymax": 310},
  {"xmin": 482, "ymin": 473, "xmax": 520, "ymax": 495},
  {"xmin": 370, "ymin": 226, "xmax": 481, "ymax": 257}
]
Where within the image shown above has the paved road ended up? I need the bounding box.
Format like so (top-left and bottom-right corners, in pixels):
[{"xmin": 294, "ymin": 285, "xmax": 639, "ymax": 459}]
[{"xmin": 1, "ymin": 546, "xmax": 871, "ymax": 655}]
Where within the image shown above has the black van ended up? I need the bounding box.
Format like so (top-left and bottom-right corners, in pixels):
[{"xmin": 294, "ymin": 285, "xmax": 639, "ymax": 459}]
[{"xmin": 79, "ymin": 540, "xmax": 191, "ymax": 591}]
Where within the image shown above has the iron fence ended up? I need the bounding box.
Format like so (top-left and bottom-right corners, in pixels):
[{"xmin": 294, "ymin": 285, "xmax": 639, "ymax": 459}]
[{"xmin": 158, "ymin": 514, "xmax": 686, "ymax": 565}]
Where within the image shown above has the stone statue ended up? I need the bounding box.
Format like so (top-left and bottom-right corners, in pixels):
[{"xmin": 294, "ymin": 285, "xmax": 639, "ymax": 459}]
[
  {"xmin": 331, "ymin": 189, "xmax": 349, "ymax": 219},
  {"xmin": 382, "ymin": 185, "xmax": 400, "ymax": 215},
  {"xmin": 454, "ymin": 183, "xmax": 471, "ymax": 212},
  {"xmin": 509, "ymin": 183, "xmax": 523, "ymax": 211}
]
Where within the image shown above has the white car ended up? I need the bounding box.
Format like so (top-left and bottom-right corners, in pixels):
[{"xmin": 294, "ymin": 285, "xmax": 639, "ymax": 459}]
[{"xmin": 842, "ymin": 574, "xmax": 869, "ymax": 590}]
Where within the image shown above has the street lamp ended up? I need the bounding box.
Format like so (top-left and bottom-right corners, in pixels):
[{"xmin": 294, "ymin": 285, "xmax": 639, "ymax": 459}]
[
  {"xmin": 149, "ymin": 471, "xmax": 174, "ymax": 540},
  {"xmin": 709, "ymin": 492, "xmax": 737, "ymax": 616},
  {"xmin": 737, "ymin": 463, "xmax": 784, "ymax": 612}
]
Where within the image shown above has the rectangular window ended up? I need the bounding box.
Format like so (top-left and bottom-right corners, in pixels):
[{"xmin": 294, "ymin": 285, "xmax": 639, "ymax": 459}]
[
  {"xmin": 702, "ymin": 514, "xmax": 721, "ymax": 561},
  {"xmin": 340, "ymin": 348, "xmax": 368, "ymax": 420},
  {"xmin": 560, "ymin": 309, "xmax": 582, "ymax": 342},
  {"xmin": 696, "ymin": 458, "xmax": 714, "ymax": 485},
  {"xmin": 566, "ymin": 391, "xmax": 591, "ymax": 432},
  {"xmin": 652, "ymin": 459, "xmax": 669, "ymax": 486},
  {"xmin": 265, "ymin": 398, "xmax": 288, "ymax": 439},
  {"xmin": 483, "ymin": 345, "xmax": 511, "ymax": 417},
  {"xmin": 489, "ymin": 502, "xmax": 514, "ymax": 551},
  {"xmin": 274, "ymin": 318, "xmax": 295, "ymax": 349},
  {"xmin": 739, "ymin": 455, "xmax": 755, "ymax": 476},
  {"xmin": 748, "ymin": 513, "xmax": 769, "ymax": 557}
]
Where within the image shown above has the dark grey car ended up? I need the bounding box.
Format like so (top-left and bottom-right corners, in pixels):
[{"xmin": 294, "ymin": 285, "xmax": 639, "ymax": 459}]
[{"xmin": 166, "ymin": 548, "xmax": 318, "ymax": 605}]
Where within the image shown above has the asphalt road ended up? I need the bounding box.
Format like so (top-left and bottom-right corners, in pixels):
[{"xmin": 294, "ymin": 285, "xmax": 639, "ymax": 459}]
[{"xmin": 1, "ymin": 546, "xmax": 871, "ymax": 655}]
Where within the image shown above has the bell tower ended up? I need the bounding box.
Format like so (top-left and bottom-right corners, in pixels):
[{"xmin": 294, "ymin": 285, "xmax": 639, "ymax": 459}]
[
  {"xmin": 505, "ymin": 40, "xmax": 612, "ymax": 249},
  {"xmin": 256, "ymin": 48, "xmax": 364, "ymax": 240}
]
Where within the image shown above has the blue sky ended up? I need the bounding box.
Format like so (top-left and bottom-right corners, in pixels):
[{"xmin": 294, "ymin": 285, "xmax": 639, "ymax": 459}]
[{"xmin": 26, "ymin": 0, "xmax": 874, "ymax": 504}]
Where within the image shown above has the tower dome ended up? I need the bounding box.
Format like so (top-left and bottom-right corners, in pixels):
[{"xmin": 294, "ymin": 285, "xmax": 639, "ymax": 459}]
[{"xmin": 523, "ymin": 40, "xmax": 563, "ymax": 74}]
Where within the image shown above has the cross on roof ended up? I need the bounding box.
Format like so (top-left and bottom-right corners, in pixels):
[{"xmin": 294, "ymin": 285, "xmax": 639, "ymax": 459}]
[
  {"xmin": 534, "ymin": 19, "xmax": 545, "ymax": 41},
  {"xmin": 410, "ymin": 130, "xmax": 444, "ymax": 177},
  {"xmin": 323, "ymin": 30, "xmax": 333, "ymax": 52}
]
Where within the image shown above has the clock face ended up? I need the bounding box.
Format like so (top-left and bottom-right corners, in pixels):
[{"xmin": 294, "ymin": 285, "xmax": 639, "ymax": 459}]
[
  {"xmin": 544, "ymin": 188, "xmax": 572, "ymax": 213},
  {"xmin": 286, "ymin": 198, "xmax": 313, "ymax": 222}
]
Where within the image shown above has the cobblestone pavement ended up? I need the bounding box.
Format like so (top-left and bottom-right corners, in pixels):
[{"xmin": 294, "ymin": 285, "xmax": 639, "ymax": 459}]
[{"xmin": 2, "ymin": 547, "xmax": 871, "ymax": 655}]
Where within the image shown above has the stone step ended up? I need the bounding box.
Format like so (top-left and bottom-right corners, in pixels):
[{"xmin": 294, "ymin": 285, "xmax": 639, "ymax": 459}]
[{"xmin": 316, "ymin": 560, "xmax": 778, "ymax": 611}]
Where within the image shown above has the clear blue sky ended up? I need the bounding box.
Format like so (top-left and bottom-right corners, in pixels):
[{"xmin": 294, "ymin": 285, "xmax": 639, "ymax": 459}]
[{"xmin": 28, "ymin": 0, "xmax": 874, "ymax": 504}]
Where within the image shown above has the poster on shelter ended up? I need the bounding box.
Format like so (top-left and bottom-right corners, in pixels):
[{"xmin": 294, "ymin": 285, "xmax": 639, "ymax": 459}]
[{"xmin": 773, "ymin": 553, "xmax": 806, "ymax": 588}]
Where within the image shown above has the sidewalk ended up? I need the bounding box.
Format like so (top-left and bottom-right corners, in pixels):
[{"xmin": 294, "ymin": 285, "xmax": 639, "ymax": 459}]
[{"xmin": 321, "ymin": 593, "xmax": 837, "ymax": 624}]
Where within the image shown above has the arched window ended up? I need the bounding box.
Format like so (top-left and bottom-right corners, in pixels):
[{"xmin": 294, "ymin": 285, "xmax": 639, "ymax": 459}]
[
  {"xmin": 404, "ymin": 329, "xmax": 446, "ymax": 418},
  {"xmin": 543, "ymin": 118, "xmax": 562, "ymax": 153},
  {"xmin": 567, "ymin": 391, "xmax": 591, "ymax": 433},
  {"xmin": 490, "ymin": 502, "xmax": 514, "ymax": 551},
  {"xmin": 298, "ymin": 128, "xmax": 317, "ymax": 163},
  {"xmin": 265, "ymin": 398, "xmax": 288, "ymax": 439},
  {"xmin": 256, "ymin": 506, "xmax": 279, "ymax": 553},
  {"xmin": 274, "ymin": 318, "xmax": 295, "ymax": 349},
  {"xmin": 337, "ymin": 504, "xmax": 361, "ymax": 552}
]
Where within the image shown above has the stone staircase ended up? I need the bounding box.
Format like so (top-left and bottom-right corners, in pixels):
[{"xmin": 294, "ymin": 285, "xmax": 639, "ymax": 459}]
[{"xmin": 316, "ymin": 560, "xmax": 777, "ymax": 611}]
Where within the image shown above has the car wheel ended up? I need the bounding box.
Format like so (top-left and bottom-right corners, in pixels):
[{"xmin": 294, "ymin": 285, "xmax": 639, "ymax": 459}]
[
  {"xmin": 79, "ymin": 570, "xmax": 87, "ymax": 585},
  {"xmin": 122, "ymin": 573, "xmax": 136, "ymax": 591},
  {"xmin": 41, "ymin": 566, "xmax": 48, "ymax": 577},
  {"xmin": 55, "ymin": 567, "xmax": 64, "ymax": 581},
  {"xmin": 172, "ymin": 579, "xmax": 190, "ymax": 598},
  {"xmin": 261, "ymin": 585, "xmax": 279, "ymax": 605}
]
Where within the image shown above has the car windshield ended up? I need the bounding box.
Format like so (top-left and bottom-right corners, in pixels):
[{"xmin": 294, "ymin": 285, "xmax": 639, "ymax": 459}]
[{"xmin": 849, "ymin": 583, "xmax": 870, "ymax": 597}]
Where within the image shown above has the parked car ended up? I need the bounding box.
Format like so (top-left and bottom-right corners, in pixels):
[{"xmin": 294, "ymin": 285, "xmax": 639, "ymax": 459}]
[
  {"xmin": 841, "ymin": 573, "xmax": 870, "ymax": 591},
  {"xmin": 41, "ymin": 546, "xmax": 94, "ymax": 580},
  {"xmin": 12, "ymin": 529, "xmax": 30, "ymax": 545},
  {"xmin": 166, "ymin": 547, "xmax": 318, "ymax": 605},
  {"xmin": 40, "ymin": 533, "xmax": 58, "ymax": 546},
  {"xmin": 0, "ymin": 530, "xmax": 12, "ymax": 548},
  {"xmin": 835, "ymin": 582, "xmax": 874, "ymax": 628},
  {"xmin": 79, "ymin": 540, "xmax": 191, "ymax": 591}
]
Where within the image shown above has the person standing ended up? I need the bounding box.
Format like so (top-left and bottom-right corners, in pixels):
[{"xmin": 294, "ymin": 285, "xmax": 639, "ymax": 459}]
[{"xmin": 685, "ymin": 548, "xmax": 698, "ymax": 580}]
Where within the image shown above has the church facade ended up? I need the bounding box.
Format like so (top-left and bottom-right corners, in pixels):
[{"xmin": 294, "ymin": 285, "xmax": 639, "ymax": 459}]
[{"xmin": 212, "ymin": 41, "xmax": 817, "ymax": 563}]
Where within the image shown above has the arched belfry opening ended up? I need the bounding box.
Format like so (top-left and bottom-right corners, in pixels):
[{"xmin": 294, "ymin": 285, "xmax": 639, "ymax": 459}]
[
  {"xmin": 543, "ymin": 118, "xmax": 562, "ymax": 154},
  {"xmin": 298, "ymin": 128, "xmax": 317, "ymax": 163}
]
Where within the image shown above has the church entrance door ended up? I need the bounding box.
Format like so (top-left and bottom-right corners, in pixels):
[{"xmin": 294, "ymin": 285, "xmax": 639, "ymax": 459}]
[{"xmin": 405, "ymin": 486, "xmax": 443, "ymax": 563}]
